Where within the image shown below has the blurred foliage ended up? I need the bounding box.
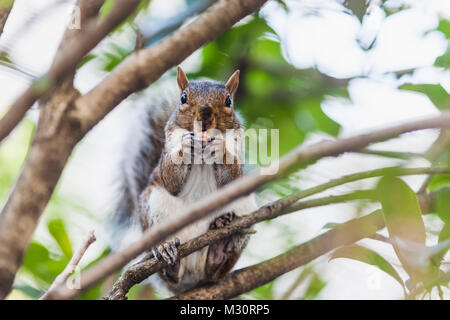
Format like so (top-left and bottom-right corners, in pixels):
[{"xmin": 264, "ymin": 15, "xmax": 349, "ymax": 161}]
[
  {"xmin": 190, "ymin": 16, "xmax": 345, "ymax": 158},
  {"xmin": 376, "ymin": 176, "xmax": 450, "ymax": 294},
  {"xmin": 399, "ymin": 84, "xmax": 450, "ymax": 111},
  {"xmin": 246, "ymin": 280, "xmax": 276, "ymax": 299},
  {"xmin": 436, "ymin": 189, "xmax": 450, "ymax": 225},
  {"xmin": 428, "ymin": 154, "xmax": 450, "ymax": 191},
  {"xmin": 94, "ymin": 14, "xmax": 346, "ymax": 157},
  {"xmin": 0, "ymin": 119, "xmax": 34, "ymax": 201},
  {"xmin": 0, "ymin": 121, "xmax": 109, "ymax": 299},
  {"xmin": 1, "ymin": 0, "xmax": 449, "ymax": 300},
  {"xmin": 244, "ymin": 267, "xmax": 326, "ymax": 300},
  {"xmin": 330, "ymin": 244, "xmax": 405, "ymax": 291},
  {"xmin": 343, "ymin": 0, "xmax": 369, "ymax": 22},
  {"xmin": 0, "ymin": 0, "xmax": 13, "ymax": 9},
  {"xmin": 377, "ymin": 176, "xmax": 426, "ymax": 245},
  {"xmin": 377, "ymin": 176, "xmax": 427, "ymax": 282},
  {"xmin": 437, "ymin": 19, "xmax": 450, "ymax": 39},
  {"xmin": 100, "ymin": 0, "xmax": 151, "ymax": 27},
  {"xmin": 300, "ymin": 273, "xmax": 326, "ymax": 300},
  {"xmin": 435, "ymin": 19, "xmax": 450, "ymax": 69}
]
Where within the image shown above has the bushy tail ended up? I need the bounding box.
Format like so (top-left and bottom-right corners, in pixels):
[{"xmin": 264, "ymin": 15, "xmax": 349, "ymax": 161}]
[{"xmin": 108, "ymin": 92, "xmax": 177, "ymax": 249}]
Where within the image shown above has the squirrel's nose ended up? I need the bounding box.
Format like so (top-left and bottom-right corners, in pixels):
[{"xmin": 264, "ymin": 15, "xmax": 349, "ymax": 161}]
[{"xmin": 199, "ymin": 106, "xmax": 212, "ymax": 120}]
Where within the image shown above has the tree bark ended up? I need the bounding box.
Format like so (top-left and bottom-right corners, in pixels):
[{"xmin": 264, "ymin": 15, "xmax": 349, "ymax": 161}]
[{"xmin": 0, "ymin": 0, "xmax": 104, "ymax": 299}]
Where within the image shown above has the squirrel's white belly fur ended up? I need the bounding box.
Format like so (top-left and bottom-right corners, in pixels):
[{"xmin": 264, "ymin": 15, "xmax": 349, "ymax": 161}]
[{"xmin": 148, "ymin": 164, "xmax": 257, "ymax": 290}]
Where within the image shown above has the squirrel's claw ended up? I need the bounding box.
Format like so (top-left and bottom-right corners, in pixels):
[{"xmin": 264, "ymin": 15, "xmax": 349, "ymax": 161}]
[{"xmin": 152, "ymin": 238, "xmax": 180, "ymax": 265}]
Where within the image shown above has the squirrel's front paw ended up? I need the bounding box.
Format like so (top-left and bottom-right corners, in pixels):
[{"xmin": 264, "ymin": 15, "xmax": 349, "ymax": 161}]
[
  {"xmin": 152, "ymin": 238, "xmax": 181, "ymax": 265},
  {"xmin": 203, "ymin": 137, "xmax": 225, "ymax": 164},
  {"xmin": 180, "ymin": 132, "xmax": 194, "ymax": 152},
  {"xmin": 180, "ymin": 132, "xmax": 203, "ymax": 161},
  {"xmin": 209, "ymin": 212, "xmax": 237, "ymax": 229}
]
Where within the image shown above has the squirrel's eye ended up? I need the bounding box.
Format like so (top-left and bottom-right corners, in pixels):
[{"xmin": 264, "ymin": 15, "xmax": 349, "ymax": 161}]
[
  {"xmin": 225, "ymin": 95, "xmax": 232, "ymax": 108},
  {"xmin": 181, "ymin": 92, "xmax": 188, "ymax": 104}
]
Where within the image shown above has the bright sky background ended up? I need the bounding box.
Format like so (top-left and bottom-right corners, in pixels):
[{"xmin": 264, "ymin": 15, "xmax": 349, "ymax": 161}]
[{"xmin": 0, "ymin": 0, "xmax": 449, "ymax": 299}]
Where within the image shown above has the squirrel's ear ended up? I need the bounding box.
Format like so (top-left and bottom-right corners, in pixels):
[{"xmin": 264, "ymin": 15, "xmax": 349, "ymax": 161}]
[
  {"xmin": 225, "ymin": 70, "xmax": 240, "ymax": 96},
  {"xmin": 177, "ymin": 66, "xmax": 189, "ymax": 91}
]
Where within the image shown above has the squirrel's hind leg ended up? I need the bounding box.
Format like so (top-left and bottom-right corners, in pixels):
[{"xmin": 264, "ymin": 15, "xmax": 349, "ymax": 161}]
[
  {"xmin": 152, "ymin": 238, "xmax": 180, "ymax": 266},
  {"xmin": 205, "ymin": 212, "xmax": 249, "ymax": 282},
  {"xmin": 154, "ymin": 238, "xmax": 183, "ymax": 287}
]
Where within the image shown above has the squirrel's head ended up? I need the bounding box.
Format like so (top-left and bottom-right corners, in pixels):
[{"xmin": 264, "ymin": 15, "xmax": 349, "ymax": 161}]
[{"xmin": 175, "ymin": 66, "xmax": 240, "ymax": 132}]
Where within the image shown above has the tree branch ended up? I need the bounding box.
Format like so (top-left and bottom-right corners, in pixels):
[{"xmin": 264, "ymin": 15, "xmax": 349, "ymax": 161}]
[
  {"xmin": 40, "ymin": 230, "xmax": 96, "ymax": 300},
  {"xmin": 102, "ymin": 167, "xmax": 447, "ymax": 300},
  {"xmin": 38, "ymin": 112, "xmax": 450, "ymax": 300},
  {"xmin": 0, "ymin": 0, "xmax": 134, "ymax": 143},
  {"xmin": 0, "ymin": 0, "xmax": 106, "ymax": 299},
  {"xmin": 140, "ymin": 0, "xmax": 217, "ymax": 46},
  {"xmin": 172, "ymin": 181, "xmax": 444, "ymax": 301},
  {"xmin": 172, "ymin": 210, "xmax": 386, "ymax": 299},
  {"xmin": 0, "ymin": 0, "xmax": 14, "ymax": 37}
]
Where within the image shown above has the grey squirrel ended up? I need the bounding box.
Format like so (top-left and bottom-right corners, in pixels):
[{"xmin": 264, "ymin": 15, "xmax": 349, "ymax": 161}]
[{"xmin": 112, "ymin": 67, "xmax": 257, "ymax": 293}]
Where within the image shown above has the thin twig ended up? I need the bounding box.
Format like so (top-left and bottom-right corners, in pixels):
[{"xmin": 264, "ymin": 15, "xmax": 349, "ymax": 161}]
[
  {"xmin": 40, "ymin": 230, "xmax": 96, "ymax": 300},
  {"xmin": 355, "ymin": 149, "xmax": 423, "ymax": 160}
]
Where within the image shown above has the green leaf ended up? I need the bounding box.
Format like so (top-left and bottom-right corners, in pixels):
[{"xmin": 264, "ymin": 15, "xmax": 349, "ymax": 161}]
[
  {"xmin": 437, "ymin": 19, "xmax": 450, "ymax": 39},
  {"xmin": 77, "ymin": 54, "xmax": 96, "ymax": 69},
  {"xmin": 377, "ymin": 176, "xmax": 427, "ymax": 281},
  {"xmin": 247, "ymin": 280, "xmax": 275, "ymax": 300},
  {"xmin": 435, "ymin": 44, "xmax": 450, "ymax": 69},
  {"xmin": 99, "ymin": 0, "xmax": 115, "ymax": 20},
  {"xmin": 399, "ymin": 83, "xmax": 450, "ymax": 110},
  {"xmin": 439, "ymin": 223, "xmax": 450, "ymax": 243},
  {"xmin": 301, "ymin": 98, "xmax": 340, "ymax": 136},
  {"xmin": 436, "ymin": 188, "xmax": 450, "ymax": 224},
  {"xmin": 330, "ymin": 244, "xmax": 405, "ymax": 289},
  {"xmin": 48, "ymin": 219, "xmax": 73, "ymax": 258},
  {"xmin": 100, "ymin": 43, "xmax": 132, "ymax": 72},
  {"xmin": 0, "ymin": 120, "xmax": 34, "ymax": 201},
  {"xmin": 275, "ymin": 0, "xmax": 289, "ymax": 12},
  {"xmin": 21, "ymin": 242, "xmax": 69, "ymax": 285},
  {"xmin": 377, "ymin": 176, "xmax": 426, "ymax": 245},
  {"xmin": 300, "ymin": 274, "xmax": 326, "ymax": 300},
  {"xmin": 432, "ymin": 226, "xmax": 450, "ymax": 264},
  {"xmin": 0, "ymin": 0, "xmax": 14, "ymax": 9},
  {"xmin": 428, "ymin": 174, "xmax": 450, "ymax": 191},
  {"xmin": 322, "ymin": 222, "xmax": 340, "ymax": 229},
  {"xmin": 13, "ymin": 285, "xmax": 43, "ymax": 300}
]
